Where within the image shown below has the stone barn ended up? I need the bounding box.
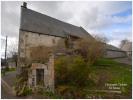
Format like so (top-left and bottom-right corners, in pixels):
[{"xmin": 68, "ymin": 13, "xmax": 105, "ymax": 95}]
[
  {"xmin": 17, "ymin": 3, "xmax": 127, "ymax": 93},
  {"xmin": 17, "ymin": 3, "xmax": 93, "ymax": 92}
]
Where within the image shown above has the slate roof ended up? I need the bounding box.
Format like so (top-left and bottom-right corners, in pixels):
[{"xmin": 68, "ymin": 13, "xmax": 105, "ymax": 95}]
[
  {"xmin": 20, "ymin": 6, "xmax": 93, "ymax": 39},
  {"xmin": 106, "ymin": 44, "xmax": 122, "ymax": 51}
]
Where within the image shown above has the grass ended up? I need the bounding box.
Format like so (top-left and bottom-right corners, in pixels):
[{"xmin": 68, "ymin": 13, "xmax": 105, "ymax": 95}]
[
  {"xmin": 86, "ymin": 58, "xmax": 132, "ymax": 98},
  {"xmin": 1, "ymin": 67, "xmax": 16, "ymax": 76},
  {"xmin": 8, "ymin": 68, "xmax": 16, "ymax": 72},
  {"xmin": 54, "ymin": 57, "xmax": 131, "ymax": 98}
]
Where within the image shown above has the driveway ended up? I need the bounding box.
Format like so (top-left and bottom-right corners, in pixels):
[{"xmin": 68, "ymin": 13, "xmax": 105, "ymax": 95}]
[
  {"xmin": 1, "ymin": 71, "xmax": 27, "ymax": 99},
  {"xmin": 2, "ymin": 71, "xmax": 17, "ymax": 87},
  {"xmin": 1, "ymin": 71, "xmax": 38, "ymax": 99}
]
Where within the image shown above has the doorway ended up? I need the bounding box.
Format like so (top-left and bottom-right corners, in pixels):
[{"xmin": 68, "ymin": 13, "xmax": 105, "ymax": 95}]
[{"xmin": 36, "ymin": 69, "xmax": 44, "ymax": 86}]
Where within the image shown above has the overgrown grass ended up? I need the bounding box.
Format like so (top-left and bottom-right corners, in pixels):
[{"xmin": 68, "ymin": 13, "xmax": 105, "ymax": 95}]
[
  {"xmin": 87, "ymin": 58, "xmax": 132, "ymax": 98},
  {"xmin": 54, "ymin": 57, "xmax": 131, "ymax": 98},
  {"xmin": 8, "ymin": 67, "xmax": 16, "ymax": 71}
]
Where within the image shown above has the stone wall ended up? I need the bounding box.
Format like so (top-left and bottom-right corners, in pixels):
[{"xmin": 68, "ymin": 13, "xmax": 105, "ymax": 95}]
[
  {"xmin": 18, "ymin": 30, "xmax": 63, "ymax": 92},
  {"xmin": 18, "ymin": 30, "xmax": 64, "ymax": 59},
  {"xmin": 18, "ymin": 30, "xmax": 65, "ymax": 67}
]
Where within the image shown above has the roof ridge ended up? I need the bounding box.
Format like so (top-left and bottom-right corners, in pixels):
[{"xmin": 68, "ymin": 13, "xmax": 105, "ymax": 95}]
[
  {"xmin": 20, "ymin": 6, "xmax": 92, "ymax": 39},
  {"xmin": 23, "ymin": 7, "xmax": 81, "ymax": 29},
  {"xmin": 79, "ymin": 27, "xmax": 94, "ymax": 39}
]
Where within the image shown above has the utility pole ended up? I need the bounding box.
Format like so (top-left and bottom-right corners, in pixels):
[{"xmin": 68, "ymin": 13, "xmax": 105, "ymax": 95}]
[{"xmin": 5, "ymin": 36, "xmax": 8, "ymax": 70}]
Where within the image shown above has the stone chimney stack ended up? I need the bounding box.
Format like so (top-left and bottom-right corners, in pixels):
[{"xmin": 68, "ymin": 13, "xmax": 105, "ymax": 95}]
[{"xmin": 23, "ymin": 2, "xmax": 27, "ymax": 8}]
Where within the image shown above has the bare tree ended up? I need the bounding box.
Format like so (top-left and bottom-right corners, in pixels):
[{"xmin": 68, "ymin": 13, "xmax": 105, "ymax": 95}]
[
  {"xmin": 7, "ymin": 40, "xmax": 18, "ymax": 67},
  {"xmin": 93, "ymin": 35, "xmax": 109, "ymax": 44},
  {"xmin": 119, "ymin": 39, "xmax": 129, "ymax": 49},
  {"xmin": 75, "ymin": 36, "xmax": 106, "ymax": 65}
]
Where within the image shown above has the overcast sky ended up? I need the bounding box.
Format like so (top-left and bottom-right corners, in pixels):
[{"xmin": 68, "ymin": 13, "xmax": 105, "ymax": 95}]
[{"xmin": 1, "ymin": 1, "xmax": 132, "ymax": 58}]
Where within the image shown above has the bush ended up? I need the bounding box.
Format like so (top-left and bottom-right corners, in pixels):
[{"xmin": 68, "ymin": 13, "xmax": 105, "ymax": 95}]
[
  {"xmin": 75, "ymin": 38, "xmax": 105, "ymax": 65},
  {"xmin": 55, "ymin": 55, "xmax": 89, "ymax": 88},
  {"xmin": 56, "ymin": 85, "xmax": 86, "ymax": 99},
  {"xmin": 35, "ymin": 87, "xmax": 61, "ymax": 99},
  {"xmin": 43, "ymin": 91, "xmax": 61, "ymax": 99},
  {"xmin": 14, "ymin": 67, "xmax": 29, "ymax": 96},
  {"xmin": 22, "ymin": 87, "xmax": 32, "ymax": 96}
]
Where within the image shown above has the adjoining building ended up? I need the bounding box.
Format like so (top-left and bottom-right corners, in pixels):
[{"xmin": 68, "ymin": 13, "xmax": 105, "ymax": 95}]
[
  {"xmin": 105, "ymin": 44, "xmax": 127, "ymax": 59},
  {"xmin": 120, "ymin": 41, "xmax": 132, "ymax": 59}
]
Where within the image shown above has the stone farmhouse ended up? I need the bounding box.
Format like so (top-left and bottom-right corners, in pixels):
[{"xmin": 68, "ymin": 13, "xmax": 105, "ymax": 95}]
[
  {"xmin": 17, "ymin": 3, "xmax": 127, "ymax": 92},
  {"xmin": 18, "ymin": 3, "xmax": 93, "ymax": 92}
]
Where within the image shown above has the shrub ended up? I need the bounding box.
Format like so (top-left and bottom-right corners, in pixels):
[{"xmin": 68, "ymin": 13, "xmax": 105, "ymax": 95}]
[
  {"xmin": 35, "ymin": 86, "xmax": 45, "ymax": 95},
  {"xmin": 14, "ymin": 67, "xmax": 29, "ymax": 96},
  {"xmin": 55, "ymin": 55, "xmax": 89, "ymax": 87},
  {"xmin": 56, "ymin": 85, "xmax": 86, "ymax": 98},
  {"xmin": 22, "ymin": 87, "xmax": 32, "ymax": 96},
  {"xmin": 43, "ymin": 91, "xmax": 61, "ymax": 99},
  {"xmin": 75, "ymin": 38, "xmax": 105, "ymax": 65}
]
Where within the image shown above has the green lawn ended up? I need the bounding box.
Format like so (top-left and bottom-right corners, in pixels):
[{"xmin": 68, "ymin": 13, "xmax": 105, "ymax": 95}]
[{"xmin": 85, "ymin": 58, "xmax": 132, "ymax": 98}]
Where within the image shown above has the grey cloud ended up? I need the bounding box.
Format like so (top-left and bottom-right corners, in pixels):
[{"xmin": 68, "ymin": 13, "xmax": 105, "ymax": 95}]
[
  {"xmin": 1, "ymin": 1, "xmax": 73, "ymax": 38},
  {"xmin": 27, "ymin": 1, "xmax": 61, "ymax": 15},
  {"xmin": 2, "ymin": 1, "xmax": 131, "ymax": 37},
  {"xmin": 1, "ymin": 1, "xmax": 21, "ymax": 37},
  {"xmin": 79, "ymin": 6, "xmax": 99, "ymax": 29}
]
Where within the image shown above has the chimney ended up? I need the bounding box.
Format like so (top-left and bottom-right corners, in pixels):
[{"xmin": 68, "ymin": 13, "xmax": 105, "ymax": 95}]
[{"xmin": 22, "ymin": 2, "xmax": 27, "ymax": 8}]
